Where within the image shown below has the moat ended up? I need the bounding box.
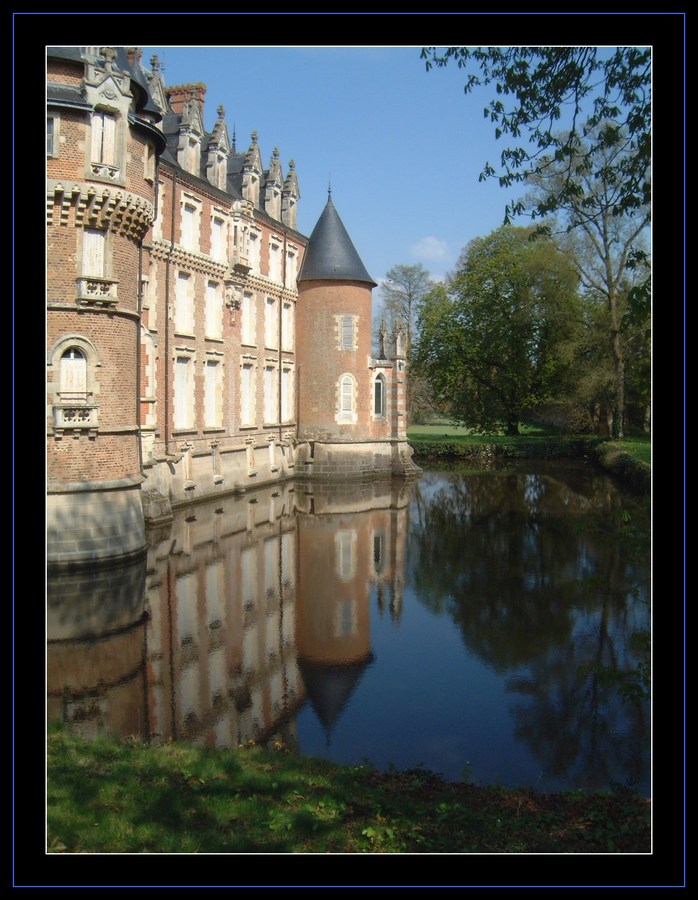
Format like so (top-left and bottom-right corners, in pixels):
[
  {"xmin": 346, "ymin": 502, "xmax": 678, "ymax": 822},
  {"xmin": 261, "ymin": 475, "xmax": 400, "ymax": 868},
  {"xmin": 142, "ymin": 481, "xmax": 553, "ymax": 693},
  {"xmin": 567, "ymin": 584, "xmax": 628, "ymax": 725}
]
[{"xmin": 47, "ymin": 460, "xmax": 651, "ymax": 795}]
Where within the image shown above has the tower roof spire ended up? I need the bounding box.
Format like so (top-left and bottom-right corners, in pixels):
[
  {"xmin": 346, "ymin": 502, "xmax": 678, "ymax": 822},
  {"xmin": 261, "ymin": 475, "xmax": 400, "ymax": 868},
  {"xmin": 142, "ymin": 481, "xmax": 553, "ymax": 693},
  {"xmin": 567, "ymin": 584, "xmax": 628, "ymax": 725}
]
[{"xmin": 298, "ymin": 194, "xmax": 376, "ymax": 286}]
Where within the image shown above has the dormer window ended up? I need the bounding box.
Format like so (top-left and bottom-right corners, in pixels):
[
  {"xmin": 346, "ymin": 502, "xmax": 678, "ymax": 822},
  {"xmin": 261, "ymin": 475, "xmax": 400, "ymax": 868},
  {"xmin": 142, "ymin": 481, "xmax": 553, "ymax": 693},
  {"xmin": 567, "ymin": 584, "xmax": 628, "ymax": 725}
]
[
  {"xmin": 187, "ymin": 137, "xmax": 200, "ymax": 175},
  {"xmin": 90, "ymin": 109, "xmax": 119, "ymax": 179}
]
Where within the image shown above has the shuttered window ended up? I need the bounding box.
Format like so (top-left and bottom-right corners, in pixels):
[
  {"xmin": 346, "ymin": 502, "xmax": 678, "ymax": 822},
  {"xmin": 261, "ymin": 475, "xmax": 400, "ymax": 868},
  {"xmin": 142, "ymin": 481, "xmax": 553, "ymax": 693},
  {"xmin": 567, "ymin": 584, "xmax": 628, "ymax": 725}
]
[
  {"xmin": 91, "ymin": 110, "xmax": 116, "ymax": 165},
  {"xmin": 59, "ymin": 348, "xmax": 88, "ymax": 401},
  {"xmin": 82, "ymin": 229, "xmax": 105, "ymax": 277},
  {"xmin": 339, "ymin": 375, "xmax": 354, "ymax": 422},
  {"xmin": 341, "ymin": 316, "xmax": 354, "ymax": 350}
]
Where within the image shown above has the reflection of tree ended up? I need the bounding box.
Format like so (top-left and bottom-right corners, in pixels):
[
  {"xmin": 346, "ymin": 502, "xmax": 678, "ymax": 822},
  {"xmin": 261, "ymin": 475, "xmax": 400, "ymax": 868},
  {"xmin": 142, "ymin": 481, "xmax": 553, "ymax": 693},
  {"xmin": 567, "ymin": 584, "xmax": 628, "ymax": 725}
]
[{"xmin": 411, "ymin": 466, "xmax": 650, "ymax": 789}]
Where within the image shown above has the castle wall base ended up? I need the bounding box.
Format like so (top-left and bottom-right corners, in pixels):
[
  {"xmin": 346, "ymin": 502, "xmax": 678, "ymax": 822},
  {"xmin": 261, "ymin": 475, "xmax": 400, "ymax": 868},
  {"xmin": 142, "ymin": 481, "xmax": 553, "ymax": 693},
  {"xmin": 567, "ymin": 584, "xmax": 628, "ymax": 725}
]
[
  {"xmin": 139, "ymin": 439, "xmax": 419, "ymax": 524},
  {"xmin": 294, "ymin": 439, "xmax": 421, "ymax": 481},
  {"xmin": 47, "ymin": 479, "xmax": 146, "ymax": 567}
]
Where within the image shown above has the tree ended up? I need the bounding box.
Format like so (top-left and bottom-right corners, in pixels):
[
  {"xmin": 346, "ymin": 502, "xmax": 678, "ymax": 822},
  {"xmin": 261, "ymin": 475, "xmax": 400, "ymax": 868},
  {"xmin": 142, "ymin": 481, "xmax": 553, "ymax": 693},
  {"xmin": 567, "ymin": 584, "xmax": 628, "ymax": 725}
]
[
  {"xmin": 420, "ymin": 46, "xmax": 651, "ymax": 225},
  {"xmin": 526, "ymin": 130, "xmax": 650, "ymax": 436},
  {"xmin": 377, "ymin": 263, "xmax": 432, "ymax": 353},
  {"xmin": 375, "ymin": 263, "xmax": 432, "ymax": 420},
  {"xmin": 412, "ymin": 226, "xmax": 581, "ymax": 435}
]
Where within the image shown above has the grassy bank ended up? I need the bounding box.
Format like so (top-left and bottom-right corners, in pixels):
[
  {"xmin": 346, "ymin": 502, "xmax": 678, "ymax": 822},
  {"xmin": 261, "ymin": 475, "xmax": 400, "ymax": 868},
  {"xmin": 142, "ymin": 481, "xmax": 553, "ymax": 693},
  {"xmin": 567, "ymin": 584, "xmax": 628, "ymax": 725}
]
[
  {"xmin": 407, "ymin": 426, "xmax": 650, "ymax": 492},
  {"xmin": 47, "ymin": 726, "xmax": 650, "ymax": 854}
]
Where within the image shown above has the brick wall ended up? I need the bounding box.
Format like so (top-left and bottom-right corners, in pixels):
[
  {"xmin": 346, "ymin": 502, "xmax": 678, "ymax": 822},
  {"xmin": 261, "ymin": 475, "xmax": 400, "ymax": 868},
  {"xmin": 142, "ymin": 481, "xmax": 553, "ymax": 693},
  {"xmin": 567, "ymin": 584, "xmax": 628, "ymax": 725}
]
[{"xmin": 296, "ymin": 279, "xmax": 375, "ymax": 439}]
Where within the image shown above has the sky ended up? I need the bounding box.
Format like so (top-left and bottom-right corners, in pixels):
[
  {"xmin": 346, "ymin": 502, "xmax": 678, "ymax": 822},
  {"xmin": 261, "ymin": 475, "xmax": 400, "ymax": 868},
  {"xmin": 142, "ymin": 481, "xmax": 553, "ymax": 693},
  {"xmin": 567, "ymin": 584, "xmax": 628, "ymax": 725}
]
[{"xmin": 139, "ymin": 45, "xmax": 531, "ymax": 287}]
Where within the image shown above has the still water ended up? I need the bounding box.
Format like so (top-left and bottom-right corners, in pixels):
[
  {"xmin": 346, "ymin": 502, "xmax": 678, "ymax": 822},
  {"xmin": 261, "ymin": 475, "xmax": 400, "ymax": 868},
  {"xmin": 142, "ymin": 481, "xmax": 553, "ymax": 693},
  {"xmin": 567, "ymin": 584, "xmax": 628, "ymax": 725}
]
[{"xmin": 47, "ymin": 461, "xmax": 650, "ymax": 796}]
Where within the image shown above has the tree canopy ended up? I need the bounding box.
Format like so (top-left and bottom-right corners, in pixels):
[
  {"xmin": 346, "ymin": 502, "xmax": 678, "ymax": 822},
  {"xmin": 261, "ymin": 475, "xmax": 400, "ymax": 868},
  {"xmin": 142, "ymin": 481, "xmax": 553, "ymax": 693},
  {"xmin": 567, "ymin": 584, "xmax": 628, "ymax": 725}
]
[
  {"xmin": 412, "ymin": 226, "xmax": 581, "ymax": 435},
  {"xmin": 420, "ymin": 46, "xmax": 651, "ymax": 225}
]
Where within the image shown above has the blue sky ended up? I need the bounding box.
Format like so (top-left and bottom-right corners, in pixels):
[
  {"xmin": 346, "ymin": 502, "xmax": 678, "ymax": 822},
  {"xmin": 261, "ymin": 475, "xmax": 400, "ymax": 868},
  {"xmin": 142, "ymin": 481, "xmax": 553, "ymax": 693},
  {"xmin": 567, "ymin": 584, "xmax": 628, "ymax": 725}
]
[{"xmin": 140, "ymin": 45, "xmax": 531, "ymax": 286}]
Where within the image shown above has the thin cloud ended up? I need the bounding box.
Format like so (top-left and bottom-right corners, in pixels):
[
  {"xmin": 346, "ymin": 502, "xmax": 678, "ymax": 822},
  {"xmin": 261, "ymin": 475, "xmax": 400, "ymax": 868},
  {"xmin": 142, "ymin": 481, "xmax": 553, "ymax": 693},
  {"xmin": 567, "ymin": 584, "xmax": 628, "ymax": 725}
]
[{"xmin": 410, "ymin": 236, "xmax": 450, "ymax": 262}]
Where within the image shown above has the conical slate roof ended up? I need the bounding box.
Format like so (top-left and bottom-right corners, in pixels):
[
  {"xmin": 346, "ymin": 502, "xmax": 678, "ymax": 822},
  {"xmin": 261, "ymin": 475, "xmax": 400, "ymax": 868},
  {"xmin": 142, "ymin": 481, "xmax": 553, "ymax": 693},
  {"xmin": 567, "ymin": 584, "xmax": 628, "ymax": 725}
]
[{"xmin": 298, "ymin": 194, "xmax": 376, "ymax": 286}]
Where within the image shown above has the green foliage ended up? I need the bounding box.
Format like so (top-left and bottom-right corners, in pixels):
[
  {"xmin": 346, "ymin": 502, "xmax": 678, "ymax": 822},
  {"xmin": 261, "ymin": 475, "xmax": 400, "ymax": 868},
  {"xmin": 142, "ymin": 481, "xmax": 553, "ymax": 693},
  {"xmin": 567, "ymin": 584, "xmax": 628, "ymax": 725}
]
[
  {"xmin": 419, "ymin": 47, "xmax": 652, "ymax": 437},
  {"xmin": 420, "ymin": 46, "xmax": 651, "ymax": 224},
  {"xmin": 412, "ymin": 226, "xmax": 582, "ymax": 434}
]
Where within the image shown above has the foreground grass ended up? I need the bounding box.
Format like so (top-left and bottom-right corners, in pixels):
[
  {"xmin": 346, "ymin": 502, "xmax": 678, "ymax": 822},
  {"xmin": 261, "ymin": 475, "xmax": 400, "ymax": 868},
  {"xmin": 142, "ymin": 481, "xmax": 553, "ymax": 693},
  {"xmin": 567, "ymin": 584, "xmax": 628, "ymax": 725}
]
[{"xmin": 47, "ymin": 726, "xmax": 650, "ymax": 854}]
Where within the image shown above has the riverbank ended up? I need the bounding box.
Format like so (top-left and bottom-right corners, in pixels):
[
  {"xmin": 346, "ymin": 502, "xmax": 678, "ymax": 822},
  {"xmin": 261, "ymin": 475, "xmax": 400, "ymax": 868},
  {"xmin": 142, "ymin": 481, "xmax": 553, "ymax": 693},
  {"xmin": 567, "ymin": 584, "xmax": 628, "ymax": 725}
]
[
  {"xmin": 47, "ymin": 725, "xmax": 650, "ymax": 854},
  {"xmin": 407, "ymin": 431, "xmax": 651, "ymax": 494}
]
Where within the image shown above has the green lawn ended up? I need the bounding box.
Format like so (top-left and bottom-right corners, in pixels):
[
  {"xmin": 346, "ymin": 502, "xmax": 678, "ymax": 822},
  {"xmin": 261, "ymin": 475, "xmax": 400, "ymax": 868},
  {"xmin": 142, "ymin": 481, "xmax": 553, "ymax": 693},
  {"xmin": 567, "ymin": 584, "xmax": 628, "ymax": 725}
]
[{"xmin": 47, "ymin": 725, "xmax": 650, "ymax": 855}]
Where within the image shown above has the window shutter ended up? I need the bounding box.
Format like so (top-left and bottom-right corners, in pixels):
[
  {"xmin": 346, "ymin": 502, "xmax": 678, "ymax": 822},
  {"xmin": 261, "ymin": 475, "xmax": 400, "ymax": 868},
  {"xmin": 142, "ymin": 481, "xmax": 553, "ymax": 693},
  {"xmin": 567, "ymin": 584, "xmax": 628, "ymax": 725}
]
[
  {"xmin": 342, "ymin": 316, "xmax": 354, "ymax": 349},
  {"xmin": 83, "ymin": 229, "xmax": 105, "ymax": 276},
  {"xmin": 101, "ymin": 113, "xmax": 116, "ymax": 164},
  {"xmin": 341, "ymin": 377, "xmax": 353, "ymax": 413},
  {"xmin": 60, "ymin": 349, "xmax": 87, "ymax": 399},
  {"xmin": 91, "ymin": 112, "xmax": 103, "ymax": 161}
]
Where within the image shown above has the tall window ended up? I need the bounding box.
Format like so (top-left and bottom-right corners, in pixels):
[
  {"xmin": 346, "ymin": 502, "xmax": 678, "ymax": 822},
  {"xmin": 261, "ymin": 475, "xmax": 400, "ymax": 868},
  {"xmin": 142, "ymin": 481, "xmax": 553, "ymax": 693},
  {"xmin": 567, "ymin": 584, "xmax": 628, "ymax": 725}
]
[
  {"xmin": 47, "ymin": 115, "xmax": 59, "ymax": 157},
  {"xmin": 248, "ymin": 231, "xmax": 260, "ymax": 273},
  {"xmin": 144, "ymin": 141, "xmax": 155, "ymax": 180},
  {"xmin": 59, "ymin": 348, "xmax": 88, "ymax": 401},
  {"xmin": 241, "ymin": 362, "xmax": 256, "ymax": 426},
  {"xmin": 241, "ymin": 293, "xmax": 256, "ymax": 345},
  {"xmin": 285, "ymin": 249, "xmax": 297, "ymax": 288},
  {"xmin": 281, "ymin": 301, "xmax": 294, "ymax": 351},
  {"xmin": 91, "ymin": 110, "xmax": 116, "ymax": 166},
  {"xmin": 205, "ymin": 281, "xmax": 222, "ymax": 339},
  {"xmin": 281, "ymin": 366, "xmax": 294, "ymax": 423},
  {"xmin": 339, "ymin": 315, "xmax": 356, "ymax": 351},
  {"xmin": 264, "ymin": 365, "xmax": 277, "ymax": 424},
  {"xmin": 338, "ymin": 374, "xmax": 356, "ymax": 424},
  {"xmin": 269, "ymin": 241, "xmax": 281, "ymax": 282},
  {"xmin": 204, "ymin": 360, "xmax": 222, "ymax": 428},
  {"xmin": 174, "ymin": 356, "xmax": 194, "ymax": 429},
  {"xmin": 264, "ymin": 298, "xmax": 277, "ymax": 348},
  {"xmin": 82, "ymin": 228, "xmax": 106, "ymax": 277},
  {"xmin": 211, "ymin": 216, "xmax": 226, "ymax": 262},
  {"xmin": 181, "ymin": 203, "xmax": 197, "ymax": 250},
  {"xmin": 374, "ymin": 374, "xmax": 386, "ymax": 417},
  {"xmin": 175, "ymin": 272, "xmax": 194, "ymax": 334}
]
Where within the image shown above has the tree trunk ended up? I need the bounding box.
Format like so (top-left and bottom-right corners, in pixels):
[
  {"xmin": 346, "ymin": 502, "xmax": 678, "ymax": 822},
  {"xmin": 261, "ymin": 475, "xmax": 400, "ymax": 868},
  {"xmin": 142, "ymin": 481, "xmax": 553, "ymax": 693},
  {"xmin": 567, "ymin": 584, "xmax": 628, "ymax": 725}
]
[
  {"xmin": 610, "ymin": 327, "xmax": 625, "ymax": 439},
  {"xmin": 506, "ymin": 418, "xmax": 520, "ymax": 436}
]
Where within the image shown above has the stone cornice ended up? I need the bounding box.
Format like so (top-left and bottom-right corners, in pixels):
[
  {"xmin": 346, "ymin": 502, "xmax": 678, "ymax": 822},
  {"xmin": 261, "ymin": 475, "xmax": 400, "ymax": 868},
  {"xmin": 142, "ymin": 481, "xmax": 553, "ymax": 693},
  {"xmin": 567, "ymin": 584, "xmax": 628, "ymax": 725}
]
[
  {"xmin": 46, "ymin": 180, "xmax": 155, "ymax": 238},
  {"xmin": 150, "ymin": 238, "xmax": 228, "ymax": 278}
]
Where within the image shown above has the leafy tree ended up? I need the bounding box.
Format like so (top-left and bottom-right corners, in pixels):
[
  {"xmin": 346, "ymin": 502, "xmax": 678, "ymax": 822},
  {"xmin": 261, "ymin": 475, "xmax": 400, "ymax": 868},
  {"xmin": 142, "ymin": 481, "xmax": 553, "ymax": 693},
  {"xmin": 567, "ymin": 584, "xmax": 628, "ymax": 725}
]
[
  {"xmin": 420, "ymin": 46, "xmax": 651, "ymax": 224},
  {"xmin": 526, "ymin": 130, "xmax": 650, "ymax": 436},
  {"xmin": 412, "ymin": 226, "xmax": 581, "ymax": 435}
]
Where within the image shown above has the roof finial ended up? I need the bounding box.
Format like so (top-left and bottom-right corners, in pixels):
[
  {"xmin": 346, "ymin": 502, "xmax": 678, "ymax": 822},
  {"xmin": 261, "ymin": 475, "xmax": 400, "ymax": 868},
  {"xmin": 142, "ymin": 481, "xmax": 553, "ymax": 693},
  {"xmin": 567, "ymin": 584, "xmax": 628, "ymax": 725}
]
[
  {"xmin": 328, "ymin": 173, "xmax": 332, "ymax": 198},
  {"xmin": 232, "ymin": 123, "xmax": 236, "ymax": 152}
]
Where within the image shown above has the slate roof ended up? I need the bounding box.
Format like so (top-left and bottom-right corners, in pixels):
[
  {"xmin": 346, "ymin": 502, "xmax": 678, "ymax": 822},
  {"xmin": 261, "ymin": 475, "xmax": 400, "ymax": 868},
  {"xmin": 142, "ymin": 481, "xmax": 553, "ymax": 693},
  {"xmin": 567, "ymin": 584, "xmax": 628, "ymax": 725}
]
[{"xmin": 297, "ymin": 195, "xmax": 376, "ymax": 286}]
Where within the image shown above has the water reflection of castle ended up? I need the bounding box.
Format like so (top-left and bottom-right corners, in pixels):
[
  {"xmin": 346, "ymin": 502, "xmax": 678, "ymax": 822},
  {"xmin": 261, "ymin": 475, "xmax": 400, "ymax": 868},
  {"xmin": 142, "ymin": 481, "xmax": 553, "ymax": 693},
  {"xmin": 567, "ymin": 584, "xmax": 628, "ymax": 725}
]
[{"xmin": 47, "ymin": 480, "xmax": 410, "ymax": 748}]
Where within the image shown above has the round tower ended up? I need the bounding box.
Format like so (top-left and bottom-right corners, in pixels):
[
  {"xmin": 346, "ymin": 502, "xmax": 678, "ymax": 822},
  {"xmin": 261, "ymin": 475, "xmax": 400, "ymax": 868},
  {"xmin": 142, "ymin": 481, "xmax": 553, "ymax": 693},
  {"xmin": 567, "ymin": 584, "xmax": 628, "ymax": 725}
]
[
  {"xmin": 296, "ymin": 192, "xmax": 377, "ymax": 442},
  {"xmin": 46, "ymin": 47, "xmax": 165, "ymax": 566},
  {"xmin": 295, "ymin": 192, "xmax": 419, "ymax": 479}
]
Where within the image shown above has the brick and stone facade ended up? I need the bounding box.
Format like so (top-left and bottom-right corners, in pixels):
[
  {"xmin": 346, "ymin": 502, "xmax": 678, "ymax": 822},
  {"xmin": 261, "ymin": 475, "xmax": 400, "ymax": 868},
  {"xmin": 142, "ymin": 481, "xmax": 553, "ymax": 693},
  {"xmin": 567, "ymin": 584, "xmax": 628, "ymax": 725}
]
[{"xmin": 47, "ymin": 46, "xmax": 418, "ymax": 567}]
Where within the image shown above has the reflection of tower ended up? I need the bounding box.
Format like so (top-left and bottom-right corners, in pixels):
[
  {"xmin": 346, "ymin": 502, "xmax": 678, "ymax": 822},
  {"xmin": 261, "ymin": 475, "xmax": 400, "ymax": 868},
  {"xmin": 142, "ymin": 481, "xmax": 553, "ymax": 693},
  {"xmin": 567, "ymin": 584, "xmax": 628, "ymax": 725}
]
[
  {"xmin": 295, "ymin": 496, "xmax": 374, "ymax": 745},
  {"xmin": 294, "ymin": 480, "xmax": 410, "ymax": 744},
  {"xmin": 47, "ymin": 555, "xmax": 149, "ymax": 740}
]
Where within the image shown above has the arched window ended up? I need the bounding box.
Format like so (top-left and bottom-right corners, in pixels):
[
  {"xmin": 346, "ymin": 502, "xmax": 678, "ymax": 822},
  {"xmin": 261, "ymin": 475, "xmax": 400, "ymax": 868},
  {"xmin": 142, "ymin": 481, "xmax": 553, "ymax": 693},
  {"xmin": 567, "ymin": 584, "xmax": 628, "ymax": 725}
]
[
  {"xmin": 50, "ymin": 336, "xmax": 100, "ymax": 434},
  {"xmin": 374, "ymin": 373, "xmax": 386, "ymax": 417},
  {"xmin": 337, "ymin": 374, "xmax": 356, "ymax": 424},
  {"xmin": 60, "ymin": 347, "xmax": 88, "ymax": 402}
]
